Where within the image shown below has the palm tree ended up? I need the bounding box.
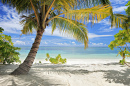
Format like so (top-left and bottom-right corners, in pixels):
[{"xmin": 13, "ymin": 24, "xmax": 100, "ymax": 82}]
[
  {"xmin": 110, "ymin": 1, "xmax": 130, "ymax": 30},
  {"xmin": 111, "ymin": 14, "xmax": 130, "ymax": 30},
  {"xmin": 2, "ymin": 0, "xmax": 112, "ymax": 75}
]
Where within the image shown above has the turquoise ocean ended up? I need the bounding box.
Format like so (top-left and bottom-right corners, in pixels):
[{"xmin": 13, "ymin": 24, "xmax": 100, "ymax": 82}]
[{"xmin": 18, "ymin": 46, "xmax": 123, "ymax": 61}]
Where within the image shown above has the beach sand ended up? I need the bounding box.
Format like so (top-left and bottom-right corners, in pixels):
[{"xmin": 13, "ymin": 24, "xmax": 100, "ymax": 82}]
[{"xmin": 0, "ymin": 59, "xmax": 130, "ymax": 86}]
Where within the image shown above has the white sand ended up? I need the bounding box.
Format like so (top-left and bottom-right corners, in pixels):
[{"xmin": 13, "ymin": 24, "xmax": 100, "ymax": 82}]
[{"xmin": 0, "ymin": 59, "xmax": 130, "ymax": 86}]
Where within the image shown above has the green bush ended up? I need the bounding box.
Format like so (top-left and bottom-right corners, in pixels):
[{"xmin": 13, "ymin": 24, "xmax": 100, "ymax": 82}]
[
  {"xmin": 45, "ymin": 53, "xmax": 67, "ymax": 64},
  {"xmin": 0, "ymin": 27, "xmax": 21, "ymax": 64},
  {"xmin": 39, "ymin": 61, "xmax": 42, "ymax": 63},
  {"xmin": 108, "ymin": 29, "xmax": 130, "ymax": 65},
  {"xmin": 119, "ymin": 59, "xmax": 126, "ymax": 65}
]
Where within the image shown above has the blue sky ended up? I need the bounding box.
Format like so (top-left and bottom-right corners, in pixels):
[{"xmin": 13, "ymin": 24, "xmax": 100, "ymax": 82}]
[{"xmin": 0, "ymin": 0, "xmax": 129, "ymax": 47}]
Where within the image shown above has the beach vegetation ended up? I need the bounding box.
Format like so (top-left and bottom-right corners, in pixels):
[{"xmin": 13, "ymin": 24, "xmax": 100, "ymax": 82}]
[
  {"xmin": 1, "ymin": 0, "xmax": 112, "ymax": 75},
  {"xmin": 0, "ymin": 27, "xmax": 21, "ymax": 64},
  {"xmin": 108, "ymin": 29, "xmax": 130, "ymax": 65},
  {"xmin": 125, "ymin": 1, "xmax": 130, "ymax": 16},
  {"xmin": 108, "ymin": 2, "xmax": 130, "ymax": 65},
  {"xmin": 119, "ymin": 59, "xmax": 126, "ymax": 65},
  {"xmin": 45, "ymin": 53, "xmax": 66, "ymax": 64},
  {"xmin": 39, "ymin": 61, "xmax": 42, "ymax": 63}
]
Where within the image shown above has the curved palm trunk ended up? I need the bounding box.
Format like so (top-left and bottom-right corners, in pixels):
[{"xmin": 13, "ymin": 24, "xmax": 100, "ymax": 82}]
[
  {"xmin": 122, "ymin": 53, "xmax": 126, "ymax": 62},
  {"xmin": 10, "ymin": 29, "xmax": 44, "ymax": 75}
]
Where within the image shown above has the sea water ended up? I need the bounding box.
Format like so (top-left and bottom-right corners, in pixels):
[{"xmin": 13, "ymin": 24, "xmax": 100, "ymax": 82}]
[{"xmin": 19, "ymin": 46, "xmax": 123, "ymax": 61}]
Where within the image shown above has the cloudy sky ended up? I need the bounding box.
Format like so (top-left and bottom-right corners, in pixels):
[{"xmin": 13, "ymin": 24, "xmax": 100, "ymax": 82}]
[{"xmin": 0, "ymin": 0, "xmax": 129, "ymax": 47}]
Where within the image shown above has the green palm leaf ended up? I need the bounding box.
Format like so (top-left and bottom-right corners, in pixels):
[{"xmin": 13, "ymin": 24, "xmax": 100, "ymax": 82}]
[
  {"xmin": 51, "ymin": 17, "xmax": 88, "ymax": 48},
  {"xmin": 111, "ymin": 14, "xmax": 130, "ymax": 30}
]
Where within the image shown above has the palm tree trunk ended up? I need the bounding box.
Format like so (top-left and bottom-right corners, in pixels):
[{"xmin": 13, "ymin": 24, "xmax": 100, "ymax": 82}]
[
  {"xmin": 10, "ymin": 29, "xmax": 44, "ymax": 75},
  {"xmin": 123, "ymin": 52, "xmax": 125, "ymax": 60}
]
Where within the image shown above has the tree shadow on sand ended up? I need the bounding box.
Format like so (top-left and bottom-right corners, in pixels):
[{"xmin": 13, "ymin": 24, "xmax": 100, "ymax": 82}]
[
  {"xmin": 0, "ymin": 74, "xmax": 68, "ymax": 86},
  {"xmin": 101, "ymin": 62, "xmax": 130, "ymax": 85},
  {"xmin": 0, "ymin": 63, "xmax": 130, "ymax": 86},
  {"xmin": 0, "ymin": 64, "xmax": 69, "ymax": 86},
  {"xmin": 104, "ymin": 69, "xmax": 130, "ymax": 85}
]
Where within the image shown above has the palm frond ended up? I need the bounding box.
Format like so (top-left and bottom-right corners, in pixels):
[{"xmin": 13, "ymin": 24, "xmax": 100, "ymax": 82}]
[
  {"xmin": 48, "ymin": 5, "xmax": 112, "ymax": 24},
  {"xmin": 51, "ymin": 17, "xmax": 88, "ymax": 48},
  {"xmin": 1, "ymin": 0, "xmax": 39, "ymax": 13},
  {"xmin": 111, "ymin": 14, "xmax": 130, "ymax": 29},
  {"xmin": 20, "ymin": 14, "xmax": 38, "ymax": 35},
  {"xmin": 1, "ymin": 0, "xmax": 111, "ymax": 48},
  {"xmin": 52, "ymin": 0, "xmax": 110, "ymax": 11},
  {"xmin": 30, "ymin": 0, "xmax": 40, "ymax": 27}
]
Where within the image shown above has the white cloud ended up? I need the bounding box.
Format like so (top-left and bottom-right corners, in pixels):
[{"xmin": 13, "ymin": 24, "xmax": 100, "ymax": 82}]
[
  {"xmin": 0, "ymin": 6, "xmax": 22, "ymax": 34},
  {"xmin": 44, "ymin": 26, "xmax": 113, "ymax": 39},
  {"xmin": 14, "ymin": 40, "xmax": 25, "ymax": 45},
  {"xmin": 44, "ymin": 27, "xmax": 74, "ymax": 39},
  {"xmin": 88, "ymin": 33, "xmax": 113, "ymax": 38},
  {"xmin": 109, "ymin": 0, "xmax": 129, "ymax": 5},
  {"xmin": 41, "ymin": 41, "xmax": 48, "ymax": 44},
  {"xmin": 44, "ymin": 42, "xmax": 48, "ymax": 44},
  {"xmin": 99, "ymin": 27, "xmax": 114, "ymax": 32},
  {"xmin": 90, "ymin": 42, "xmax": 107, "ymax": 46},
  {"xmin": 54, "ymin": 42, "xmax": 70, "ymax": 46},
  {"xmin": 72, "ymin": 42, "xmax": 75, "ymax": 44},
  {"xmin": 101, "ymin": 28, "xmax": 113, "ymax": 32},
  {"xmin": 31, "ymin": 38, "xmax": 35, "ymax": 41},
  {"xmin": 99, "ymin": 19, "xmax": 111, "ymax": 25},
  {"xmin": 12, "ymin": 37, "xmax": 23, "ymax": 39},
  {"xmin": 113, "ymin": 6, "xmax": 128, "ymax": 12},
  {"xmin": 72, "ymin": 41, "xmax": 76, "ymax": 45},
  {"xmin": 54, "ymin": 43, "xmax": 63, "ymax": 45},
  {"xmin": 92, "ymin": 43, "xmax": 103, "ymax": 45}
]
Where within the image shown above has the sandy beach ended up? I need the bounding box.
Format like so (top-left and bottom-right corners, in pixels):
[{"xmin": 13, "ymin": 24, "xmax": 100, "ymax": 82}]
[{"xmin": 0, "ymin": 59, "xmax": 130, "ymax": 86}]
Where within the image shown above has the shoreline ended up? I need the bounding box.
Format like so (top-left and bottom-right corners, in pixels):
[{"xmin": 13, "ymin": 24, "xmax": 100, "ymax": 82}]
[{"xmin": 21, "ymin": 58, "xmax": 130, "ymax": 65}]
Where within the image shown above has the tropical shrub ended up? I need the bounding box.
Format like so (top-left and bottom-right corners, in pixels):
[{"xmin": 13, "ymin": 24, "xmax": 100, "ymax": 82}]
[
  {"xmin": 108, "ymin": 29, "xmax": 130, "ymax": 65},
  {"xmin": 108, "ymin": 1, "xmax": 130, "ymax": 65},
  {"xmin": 0, "ymin": 27, "xmax": 21, "ymax": 64},
  {"xmin": 39, "ymin": 61, "xmax": 42, "ymax": 63},
  {"xmin": 45, "ymin": 53, "xmax": 66, "ymax": 64}
]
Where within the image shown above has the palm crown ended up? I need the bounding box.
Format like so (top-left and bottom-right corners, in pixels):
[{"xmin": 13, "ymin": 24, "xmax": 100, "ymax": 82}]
[{"xmin": 2, "ymin": 0, "xmax": 112, "ymax": 48}]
